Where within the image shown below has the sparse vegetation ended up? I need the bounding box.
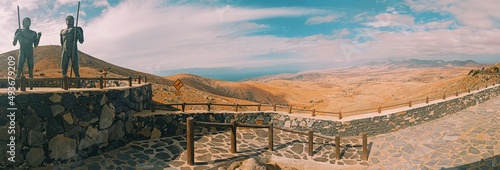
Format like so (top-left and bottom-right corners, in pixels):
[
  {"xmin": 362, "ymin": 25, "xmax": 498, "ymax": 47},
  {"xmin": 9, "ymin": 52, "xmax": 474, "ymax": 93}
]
[
  {"xmin": 167, "ymin": 98, "xmax": 176, "ymax": 103},
  {"xmin": 468, "ymin": 64, "xmax": 500, "ymax": 77}
]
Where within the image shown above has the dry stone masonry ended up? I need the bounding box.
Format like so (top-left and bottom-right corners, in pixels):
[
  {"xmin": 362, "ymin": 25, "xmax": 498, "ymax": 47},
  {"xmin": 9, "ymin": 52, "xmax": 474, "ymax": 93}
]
[{"xmin": 0, "ymin": 84, "xmax": 152, "ymax": 168}]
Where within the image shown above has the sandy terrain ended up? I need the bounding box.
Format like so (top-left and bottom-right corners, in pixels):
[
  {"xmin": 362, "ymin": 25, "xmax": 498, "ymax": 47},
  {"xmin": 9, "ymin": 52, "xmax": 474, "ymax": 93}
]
[
  {"xmin": 2, "ymin": 46, "xmax": 498, "ymax": 116},
  {"xmin": 161, "ymin": 64, "xmax": 499, "ymax": 116}
]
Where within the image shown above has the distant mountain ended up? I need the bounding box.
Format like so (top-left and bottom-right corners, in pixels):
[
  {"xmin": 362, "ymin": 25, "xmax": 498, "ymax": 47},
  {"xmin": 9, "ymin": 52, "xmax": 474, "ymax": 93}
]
[
  {"xmin": 247, "ymin": 72, "xmax": 332, "ymax": 82},
  {"xmin": 249, "ymin": 59, "xmax": 481, "ymax": 82},
  {"xmin": 363, "ymin": 59, "xmax": 480, "ymax": 68}
]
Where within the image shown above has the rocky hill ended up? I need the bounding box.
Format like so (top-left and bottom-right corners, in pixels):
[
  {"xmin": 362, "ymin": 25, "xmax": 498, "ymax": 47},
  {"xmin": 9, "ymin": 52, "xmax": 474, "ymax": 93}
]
[
  {"xmin": 0, "ymin": 45, "xmax": 284, "ymax": 106},
  {"xmin": 0, "ymin": 45, "xmax": 172, "ymax": 85},
  {"xmin": 164, "ymin": 74, "xmax": 287, "ymax": 104}
]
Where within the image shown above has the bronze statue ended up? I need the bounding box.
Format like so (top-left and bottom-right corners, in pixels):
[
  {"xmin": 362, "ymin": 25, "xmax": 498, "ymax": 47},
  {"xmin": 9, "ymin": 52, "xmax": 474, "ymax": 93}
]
[
  {"xmin": 12, "ymin": 17, "xmax": 42, "ymax": 78},
  {"xmin": 60, "ymin": 15, "xmax": 84, "ymax": 77}
]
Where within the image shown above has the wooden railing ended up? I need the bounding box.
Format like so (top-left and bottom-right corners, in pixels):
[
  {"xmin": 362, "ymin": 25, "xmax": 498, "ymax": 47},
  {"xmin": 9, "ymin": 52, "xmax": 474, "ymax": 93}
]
[
  {"xmin": 0, "ymin": 75, "xmax": 148, "ymax": 91},
  {"xmin": 185, "ymin": 117, "xmax": 368, "ymax": 165},
  {"xmin": 153, "ymin": 78, "xmax": 500, "ymax": 120}
]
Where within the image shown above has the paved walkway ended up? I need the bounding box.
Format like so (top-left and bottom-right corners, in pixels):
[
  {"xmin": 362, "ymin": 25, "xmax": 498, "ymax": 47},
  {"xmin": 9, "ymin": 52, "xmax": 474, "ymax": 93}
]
[
  {"xmin": 368, "ymin": 97, "xmax": 500, "ymax": 169},
  {"xmin": 47, "ymin": 128, "xmax": 365, "ymax": 170},
  {"xmin": 45, "ymin": 97, "xmax": 500, "ymax": 170}
]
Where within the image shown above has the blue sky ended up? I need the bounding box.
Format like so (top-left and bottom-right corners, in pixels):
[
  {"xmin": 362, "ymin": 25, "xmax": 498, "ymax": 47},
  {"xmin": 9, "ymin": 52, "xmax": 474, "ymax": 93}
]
[{"xmin": 1, "ymin": 0, "xmax": 500, "ymax": 80}]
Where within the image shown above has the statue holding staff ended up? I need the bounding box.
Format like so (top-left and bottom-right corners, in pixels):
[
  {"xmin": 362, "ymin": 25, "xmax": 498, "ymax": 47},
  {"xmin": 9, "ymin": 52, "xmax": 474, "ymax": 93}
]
[
  {"xmin": 13, "ymin": 10, "xmax": 42, "ymax": 78},
  {"xmin": 60, "ymin": 14, "xmax": 84, "ymax": 78}
]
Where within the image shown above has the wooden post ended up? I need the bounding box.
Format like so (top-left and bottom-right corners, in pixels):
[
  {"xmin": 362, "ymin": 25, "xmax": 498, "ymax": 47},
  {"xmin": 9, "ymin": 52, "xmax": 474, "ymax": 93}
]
[
  {"xmin": 426, "ymin": 97, "xmax": 429, "ymax": 104},
  {"xmin": 62, "ymin": 75, "xmax": 69, "ymax": 90},
  {"xmin": 339, "ymin": 111, "xmax": 343, "ymax": 120},
  {"xmin": 268, "ymin": 122, "xmax": 273, "ymax": 151},
  {"xmin": 409, "ymin": 101, "xmax": 412, "ymax": 107},
  {"xmin": 230, "ymin": 120, "xmax": 237, "ymax": 153},
  {"xmin": 207, "ymin": 103, "xmax": 211, "ymax": 111},
  {"xmin": 182, "ymin": 102, "xmax": 186, "ymax": 112},
  {"xmin": 102, "ymin": 69, "xmax": 107, "ymax": 88},
  {"xmin": 76, "ymin": 78, "xmax": 81, "ymax": 89},
  {"xmin": 308, "ymin": 130, "xmax": 313, "ymax": 156},
  {"xmin": 235, "ymin": 103, "xmax": 239, "ymax": 112},
  {"xmin": 145, "ymin": 76, "xmax": 148, "ymax": 83},
  {"xmin": 335, "ymin": 134, "xmax": 341, "ymax": 160},
  {"xmin": 455, "ymin": 92, "xmax": 458, "ymax": 96},
  {"xmin": 99, "ymin": 76, "xmax": 103, "ymax": 89},
  {"xmin": 443, "ymin": 94, "xmax": 446, "ymax": 100},
  {"xmin": 273, "ymin": 104, "xmax": 277, "ymax": 111},
  {"xmin": 362, "ymin": 132, "xmax": 368, "ymax": 161},
  {"xmin": 468, "ymin": 89, "xmax": 470, "ymax": 93},
  {"xmin": 258, "ymin": 104, "xmax": 261, "ymax": 111},
  {"xmin": 377, "ymin": 106, "xmax": 381, "ymax": 113},
  {"xmin": 19, "ymin": 76, "xmax": 26, "ymax": 91},
  {"xmin": 288, "ymin": 105, "xmax": 292, "ymax": 114},
  {"xmin": 312, "ymin": 109, "xmax": 316, "ymax": 117},
  {"xmin": 186, "ymin": 117, "xmax": 195, "ymax": 165},
  {"xmin": 151, "ymin": 102, "xmax": 155, "ymax": 112},
  {"xmin": 128, "ymin": 76, "xmax": 132, "ymax": 87},
  {"xmin": 28, "ymin": 78, "xmax": 33, "ymax": 90},
  {"xmin": 138, "ymin": 75, "xmax": 141, "ymax": 84},
  {"xmin": 486, "ymin": 84, "xmax": 488, "ymax": 88}
]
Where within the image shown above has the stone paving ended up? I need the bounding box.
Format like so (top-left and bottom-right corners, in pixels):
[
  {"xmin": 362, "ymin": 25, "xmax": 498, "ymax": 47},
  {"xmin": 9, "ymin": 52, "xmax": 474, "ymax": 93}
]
[
  {"xmin": 368, "ymin": 97, "xmax": 500, "ymax": 169},
  {"xmin": 44, "ymin": 97, "xmax": 500, "ymax": 170},
  {"xmin": 45, "ymin": 128, "xmax": 366, "ymax": 170}
]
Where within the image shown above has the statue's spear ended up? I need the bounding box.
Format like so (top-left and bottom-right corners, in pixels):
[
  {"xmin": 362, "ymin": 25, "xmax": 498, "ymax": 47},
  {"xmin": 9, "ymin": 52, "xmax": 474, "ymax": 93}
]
[
  {"xmin": 17, "ymin": 6, "xmax": 23, "ymax": 78},
  {"xmin": 69, "ymin": 1, "xmax": 80, "ymax": 78},
  {"xmin": 17, "ymin": 6, "xmax": 21, "ymax": 30}
]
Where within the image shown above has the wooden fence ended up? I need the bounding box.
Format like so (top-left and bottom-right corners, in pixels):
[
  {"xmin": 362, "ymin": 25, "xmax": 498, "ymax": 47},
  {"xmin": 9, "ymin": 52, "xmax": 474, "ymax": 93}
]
[
  {"xmin": 185, "ymin": 117, "xmax": 368, "ymax": 165},
  {"xmin": 153, "ymin": 78, "xmax": 500, "ymax": 119},
  {"xmin": 0, "ymin": 75, "xmax": 147, "ymax": 91}
]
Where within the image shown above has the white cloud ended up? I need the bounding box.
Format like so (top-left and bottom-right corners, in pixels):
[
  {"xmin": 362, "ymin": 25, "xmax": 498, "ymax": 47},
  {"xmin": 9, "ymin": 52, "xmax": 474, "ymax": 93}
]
[
  {"xmin": 354, "ymin": 12, "xmax": 369, "ymax": 22},
  {"xmin": 365, "ymin": 13, "xmax": 415, "ymax": 28},
  {"xmin": 333, "ymin": 28, "xmax": 350, "ymax": 39},
  {"xmin": 93, "ymin": 0, "xmax": 110, "ymax": 7},
  {"xmin": 372, "ymin": 28, "xmax": 500, "ymax": 56},
  {"xmin": 13, "ymin": 0, "xmax": 40, "ymax": 11},
  {"xmin": 306, "ymin": 15, "xmax": 339, "ymax": 25},
  {"xmin": 1, "ymin": 0, "xmax": 499, "ymax": 75},
  {"xmin": 423, "ymin": 20, "xmax": 454, "ymax": 30},
  {"xmin": 406, "ymin": 0, "xmax": 500, "ymax": 29},
  {"xmin": 79, "ymin": 0, "xmax": 324, "ymax": 72},
  {"xmin": 56, "ymin": 0, "xmax": 79, "ymax": 5}
]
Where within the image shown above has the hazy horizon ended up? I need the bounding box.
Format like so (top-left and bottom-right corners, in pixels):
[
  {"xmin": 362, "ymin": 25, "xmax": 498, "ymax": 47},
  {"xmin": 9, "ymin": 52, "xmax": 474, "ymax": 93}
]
[{"xmin": 159, "ymin": 58, "xmax": 498, "ymax": 81}]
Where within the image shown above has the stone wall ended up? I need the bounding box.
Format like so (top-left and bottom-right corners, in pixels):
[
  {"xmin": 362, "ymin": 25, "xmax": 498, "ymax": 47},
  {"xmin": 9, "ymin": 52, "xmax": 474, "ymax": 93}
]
[
  {"xmin": 0, "ymin": 81, "xmax": 498, "ymax": 168},
  {"xmin": 273, "ymin": 85, "xmax": 500, "ymax": 137},
  {"xmin": 130, "ymin": 85, "xmax": 500, "ymax": 141},
  {"xmin": 0, "ymin": 84, "xmax": 152, "ymax": 168}
]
